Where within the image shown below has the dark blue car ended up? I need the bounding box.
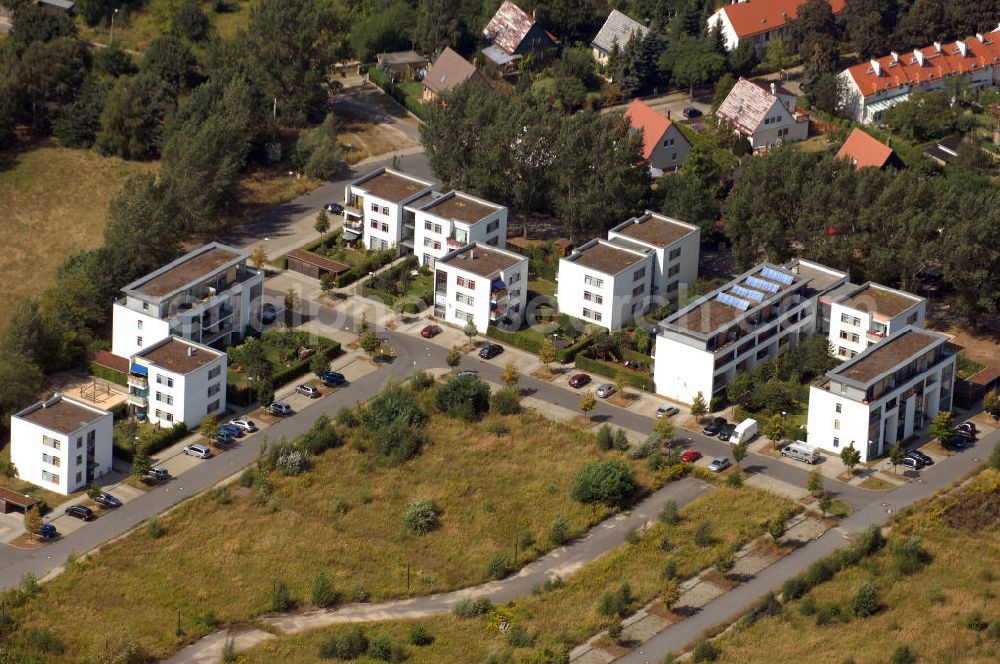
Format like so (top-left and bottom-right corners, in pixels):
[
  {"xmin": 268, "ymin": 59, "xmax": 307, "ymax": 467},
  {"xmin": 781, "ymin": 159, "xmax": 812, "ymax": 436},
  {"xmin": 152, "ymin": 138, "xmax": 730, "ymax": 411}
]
[
  {"xmin": 38, "ymin": 523, "xmax": 57, "ymax": 539},
  {"xmin": 319, "ymin": 371, "xmax": 347, "ymax": 387},
  {"xmin": 218, "ymin": 424, "xmax": 245, "ymax": 438}
]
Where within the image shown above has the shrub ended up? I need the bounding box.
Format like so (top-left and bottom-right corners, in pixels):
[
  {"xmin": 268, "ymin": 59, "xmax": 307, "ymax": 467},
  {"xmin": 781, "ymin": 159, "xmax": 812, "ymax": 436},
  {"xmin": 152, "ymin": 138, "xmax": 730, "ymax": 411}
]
[
  {"xmin": 570, "ymin": 460, "xmax": 637, "ymax": 508},
  {"xmin": 373, "ymin": 421, "xmax": 425, "ymax": 464},
  {"xmin": 629, "ymin": 436, "xmax": 661, "ymax": 460},
  {"xmin": 782, "ymin": 577, "xmax": 808, "ymax": 601},
  {"xmin": 542, "ymin": 575, "xmax": 565, "ymax": 592},
  {"xmin": 805, "ymin": 559, "xmax": 834, "ymax": 586},
  {"xmin": 598, "ymin": 583, "xmax": 634, "ymax": 618},
  {"xmin": 437, "ymin": 374, "xmax": 491, "ymax": 421},
  {"xmin": 26, "ymin": 628, "xmax": 64, "ymax": 655},
  {"xmin": 661, "ymin": 560, "xmax": 678, "ymax": 580},
  {"xmin": 221, "ymin": 638, "xmax": 236, "ymax": 663},
  {"xmin": 212, "ymin": 486, "xmax": 231, "ymax": 504},
  {"xmin": 744, "ymin": 591, "xmax": 782, "ymax": 625},
  {"xmin": 506, "ymin": 624, "xmax": 533, "ymax": 647},
  {"xmin": 715, "ymin": 557, "xmax": 735, "ymax": 575},
  {"xmin": 693, "ymin": 521, "xmax": 713, "ymax": 547},
  {"xmin": 726, "ymin": 471, "xmax": 743, "ymax": 487},
  {"xmin": 409, "ymin": 624, "xmax": 434, "ymax": 646},
  {"xmin": 659, "ymin": 501, "xmax": 680, "ymax": 525},
  {"xmin": 985, "ymin": 621, "xmax": 1000, "ymax": 640},
  {"xmin": 625, "ymin": 527, "xmax": 641, "ymax": 545},
  {"xmin": 965, "ymin": 609, "xmax": 987, "ymax": 631},
  {"xmin": 768, "ymin": 519, "xmax": 787, "ymax": 541},
  {"xmin": 606, "ymin": 619, "xmax": 623, "ymax": 642},
  {"xmin": 312, "ymin": 571, "xmax": 339, "ymax": 608},
  {"xmin": 319, "ymin": 626, "xmax": 368, "ymax": 659},
  {"xmin": 276, "ymin": 449, "xmax": 309, "ymax": 476},
  {"xmin": 799, "ymin": 593, "xmax": 818, "ymax": 616},
  {"xmin": 487, "ymin": 553, "xmax": 509, "ymax": 580},
  {"xmin": 596, "ymin": 424, "xmax": 613, "ymax": 450},
  {"xmin": 452, "ymin": 597, "xmax": 493, "ymax": 618},
  {"xmin": 271, "ymin": 579, "xmax": 294, "ymax": 612},
  {"xmin": 146, "ymin": 517, "xmax": 164, "ymax": 539},
  {"xmin": 890, "ymin": 645, "xmax": 916, "ymax": 664},
  {"xmin": 352, "ymin": 584, "xmax": 369, "ymax": 602},
  {"xmin": 239, "ymin": 467, "xmax": 255, "ymax": 487},
  {"xmin": 403, "ymin": 500, "xmax": 441, "ymax": 535},
  {"xmin": 851, "ymin": 581, "xmax": 878, "ymax": 618},
  {"xmin": 815, "ymin": 601, "xmax": 843, "ymax": 626},
  {"xmin": 692, "ymin": 640, "xmax": 721, "ymax": 662},
  {"xmin": 612, "ymin": 428, "xmax": 629, "ymax": 451},
  {"xmin": 367, "ymin": 635, "xmax": 404, "ymax": 662},
  {"xmin": 490, "ymin": 385, "xmax": 522, "ymax": 415},
  {"xmin": 549, "ymin": 516, "xmax": 569, "ymax": 545},
  {"xmin": 363, "ymin": 383, "xmax": 424, "ymax": 431},
  {"xmin": 892, "ymin": 536, "xmax": 931, "ymax": 574},
  {"xmin": 20, "ymin": 573, "xmax": 39, "ymax": 598}
]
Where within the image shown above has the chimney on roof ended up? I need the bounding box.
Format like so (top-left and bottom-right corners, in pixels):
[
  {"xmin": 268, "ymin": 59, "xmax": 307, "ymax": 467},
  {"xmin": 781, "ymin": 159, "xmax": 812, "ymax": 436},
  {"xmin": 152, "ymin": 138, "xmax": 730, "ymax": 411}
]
[
  {"xmin": 470, "ymin": 248, "xmax": 475, "ymax": 260},
  {"xmin": 890, "ymin": 51, "xmax": 899, "ymax": 62},
  {"xmin": 666, "ymin": 109, "xmax": 671, "ymax": 119},
  {"xmin": 531, "ymin": 7, "xmax": 536, "ymax": 20},
  {"xmin": 957, "ymin": 40, "xmax": 968, "ymax": 56},
  {"xmin": 933, "ymin": 41, "xmax": 942, "ymax": 52},
  {"xmin": 770, "ymin": 82, "xmax": 777, "ymax": 96},
  {"xmin": 870, "ymin": 59, "xmax": 881, "ymax": 76},
  {"xmin": 914, "ymin": 49, "xmax": 925, "ymax": 66},
  {"xmin": 187, "ymin": 346, "xmax": 196, "ymax": 357}
]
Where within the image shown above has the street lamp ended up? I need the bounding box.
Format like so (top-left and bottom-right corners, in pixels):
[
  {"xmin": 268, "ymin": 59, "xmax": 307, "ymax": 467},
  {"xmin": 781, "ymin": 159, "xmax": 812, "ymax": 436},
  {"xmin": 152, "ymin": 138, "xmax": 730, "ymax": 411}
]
[{"xmin": 110, "ymin": 8, "xmax": 120, "ymax": 45}]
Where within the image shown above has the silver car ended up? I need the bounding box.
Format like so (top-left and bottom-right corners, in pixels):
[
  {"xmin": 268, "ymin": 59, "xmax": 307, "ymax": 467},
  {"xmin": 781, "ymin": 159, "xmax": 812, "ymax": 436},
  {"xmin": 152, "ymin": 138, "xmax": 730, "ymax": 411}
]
[
  {"xmin": 183, "ymin": 444, "xmax": 212, "ymax": 459},
  {"xmin": 596, "ymin": 383, "xmax": 615, "ymax": 398},
  {"xmin": 228, "ymin": 419, "xmax": 257, "ymax": 433},
  {"xmin": 296, "ymin": 384, "xmax": 321, "ymax": 398},
  {"xmin": 707, "ymin": 457, "xmax": 731, "ymax": 472}
]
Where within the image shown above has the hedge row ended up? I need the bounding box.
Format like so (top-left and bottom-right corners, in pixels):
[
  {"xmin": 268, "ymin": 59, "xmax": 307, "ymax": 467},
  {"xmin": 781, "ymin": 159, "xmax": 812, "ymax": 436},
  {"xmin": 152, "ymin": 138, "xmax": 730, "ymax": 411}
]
[
  {"xmin": 226, "ymin": 339, "xmax": 342, "ymax": 408},
  {"xmin": 575, "ymin": 355, "xmax": 655, "ymax": 392},
  {"xmin": 556, "ymin": 334, "xmax": 596, "ymax": 363},
  {"xmin": 485, "ymin": 327, "xmax": 595, "ymax": 364},
  {"xmin": 114, "ymin": 423, "xmax": 190, "ymax": 461},
  {"xmin": 89, "ymin": 363, "xmax": 127, "ymax": 387}
]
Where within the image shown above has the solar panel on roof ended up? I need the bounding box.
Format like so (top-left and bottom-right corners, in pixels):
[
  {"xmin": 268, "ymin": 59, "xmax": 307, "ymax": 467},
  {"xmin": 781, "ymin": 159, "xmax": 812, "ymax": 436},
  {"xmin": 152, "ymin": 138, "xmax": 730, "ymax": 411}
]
[
  {"xmin": 732, "ymin": 285, "xmax": 764, "ymax": 302},
  {"xmin": 761, "ymin": 267, "xmax": 794, "ymax": 285},
  {"xmin": 717, "ymin": 293, "xmax": 750, "ymax": 311},
  {"xmin": 746, "ymin": 276, "xmax": 780, "ymax": 293}
]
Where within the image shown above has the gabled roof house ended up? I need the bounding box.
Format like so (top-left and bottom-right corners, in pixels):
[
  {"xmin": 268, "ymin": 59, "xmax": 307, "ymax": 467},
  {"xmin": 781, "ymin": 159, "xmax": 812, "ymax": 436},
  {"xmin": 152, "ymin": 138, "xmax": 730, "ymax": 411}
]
[
  {"xmin": 421, "ymin": 47, "xmax": 489, "ymax": 102},
  {"xmin": 836, "ymin": 128, "xmax": 903, "ymax": 171},
  {"xmin": 591, "ymin": 9, "xmax": 648, "ymax": 65},
  {"xmin": 624, "ymin": 99, "xmax": 691, "ymax": 172},
  {"xmin": 716, "ymin": 77, "xmax": 808, "ymax": 150},
  {"xmin": 482, "ymin": 0, "xmax": 559, "ymax": 67},
  {"xmin": 707, "ymin": 0, "xmax": 846, "ymax": 51}
]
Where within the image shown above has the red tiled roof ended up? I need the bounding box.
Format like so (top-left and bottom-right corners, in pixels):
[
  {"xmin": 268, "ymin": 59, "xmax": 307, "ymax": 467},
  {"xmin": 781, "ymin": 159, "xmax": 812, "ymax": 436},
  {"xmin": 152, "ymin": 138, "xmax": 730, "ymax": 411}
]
[
  {"xmin": 484, "ymin": 0, "xmax": 536, "ymax": 55},
  {"xmin": 844, "ymin": 30, "xmax": 1000, "ymax": 98},
  {"xmin": 624, "ymin": 99, "xmax": 674, "ymax": 159},
  {"xmin": 836, "ymin": 128, "xmax": 895, "ymax": 168},
  {"xmin": 715, "ymin": 0, "xmax": 845, "ymax": 39}
]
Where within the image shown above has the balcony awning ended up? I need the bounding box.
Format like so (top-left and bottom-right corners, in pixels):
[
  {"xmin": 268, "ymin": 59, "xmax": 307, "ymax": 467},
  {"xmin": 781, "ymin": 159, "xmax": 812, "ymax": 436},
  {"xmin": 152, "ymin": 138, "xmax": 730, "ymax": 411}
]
[
  {"xmin": 341, "ymin": 228, "xmax": 360, "ymax": 240},
  {"xmin": 490, "ymin": 278, "xmax": 506, "ymax": 292},
  {"xmin": 129, "ymin": 363, "xmax": 148, "ymax": 376}
]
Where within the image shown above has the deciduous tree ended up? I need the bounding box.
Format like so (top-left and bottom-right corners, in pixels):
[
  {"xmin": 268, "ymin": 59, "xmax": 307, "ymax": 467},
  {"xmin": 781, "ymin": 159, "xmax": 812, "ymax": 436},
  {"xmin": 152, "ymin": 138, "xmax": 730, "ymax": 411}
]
[{"xmin": 579, "ymin": 390, "xmax": 596, "ymax": 421}]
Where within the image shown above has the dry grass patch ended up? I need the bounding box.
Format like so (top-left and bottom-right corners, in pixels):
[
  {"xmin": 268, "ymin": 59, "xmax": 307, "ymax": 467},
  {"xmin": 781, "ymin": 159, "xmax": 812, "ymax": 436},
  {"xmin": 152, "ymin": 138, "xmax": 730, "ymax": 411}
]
[
  {"xmin": 7, "ymin": 410, "xmax": 656, "ymax": 660},
  {"xmin": 0, "ymin": 144, "xmax": 156, "ymax": 318},
  {"xmin": 240, "ymin": 484, "xmax": 793, "ymax": 663}
]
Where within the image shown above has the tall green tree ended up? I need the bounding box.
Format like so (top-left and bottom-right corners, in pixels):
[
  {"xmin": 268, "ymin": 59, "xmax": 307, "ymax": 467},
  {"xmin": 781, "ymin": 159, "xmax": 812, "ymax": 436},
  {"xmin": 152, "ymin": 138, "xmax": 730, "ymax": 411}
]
[
  {"xmin": 141, "ymin": 36, "xmax": 199, "ymax": 96},
  {"xmin": 96, "ymin": 73, "xmax": 172, "ymax": 159},
  {"xmin": 661, "ymin": 34, "xmax": 726, "ymax": 97},
  {"xmin": 413, "ymin": 0, "xmax": 464, "ymax": 56},
  {"xmin": 842, "ymin": 0, "xmax": 898, "ymax": 58},
  {"xmin": 16, "ymin": 37, "xmax": 91, "ymax": 133},
  {"xmin": 349, "ymin": 2, "xmax": 415, "ymax": 63},
  {"xmin": 9, "ymin": 4, "xmax": 76, "ymax": 47},
  {"xmin": 292, "ymin": 113, "xmax": 345, "ymax": 179}
]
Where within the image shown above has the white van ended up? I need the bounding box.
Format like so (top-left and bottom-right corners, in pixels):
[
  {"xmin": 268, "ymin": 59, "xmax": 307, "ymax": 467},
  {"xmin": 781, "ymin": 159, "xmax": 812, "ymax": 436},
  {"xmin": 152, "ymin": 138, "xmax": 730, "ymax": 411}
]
[
  {"xmin": 731, "ymin": 418, "xmax": 758, "ymax": 445},
  {"xmin": 781, "ymin": 441, "xmax": 820, "ymax": 464}
]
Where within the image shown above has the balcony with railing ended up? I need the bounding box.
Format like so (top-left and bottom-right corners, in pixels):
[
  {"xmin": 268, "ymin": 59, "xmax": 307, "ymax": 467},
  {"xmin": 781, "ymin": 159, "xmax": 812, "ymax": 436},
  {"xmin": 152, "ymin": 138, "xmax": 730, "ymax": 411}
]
[
  {"xmin": 490, "ymin": 278, "xmax": 509, "ymax": 304},
  {"xmin": 127, "ymin": 388, "xmax": 148, "ymax": 408},
  {"xmin": 127, "ymin": 374, "xmax": 148, "ymax": 389},
  {"xmin": 866, "ymin": 328, "xmax": 887, "ymax": 342}
]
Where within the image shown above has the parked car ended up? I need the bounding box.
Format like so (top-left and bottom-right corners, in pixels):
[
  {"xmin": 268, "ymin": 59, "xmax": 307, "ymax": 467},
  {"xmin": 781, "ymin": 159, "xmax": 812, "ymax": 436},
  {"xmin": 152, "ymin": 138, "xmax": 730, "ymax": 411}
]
[
  {"xmin": 957, "ymin": 422, "xmax": 977, "ymax": 436},
  {"xmin": 680, "ymin": 449, "xmax": 702, "ymax": 463},
  {"xmin": 568, "ymin": 373, "xmax": 590, "ymax": 388},
  {"xmin": 683, "ymin": 107, "xmax": 702, "ymax": 119},
  {"xmin": 943, "ymin": 434, "xmax": 966, "ymax": 450},
  {"xmin": 717, "ymin": 423, "xmax": 737, "ymax": 442},
  {"xmin": 296, "ymin": 384, "xmax": 321, "ymax": 398},
  {"xmin": 218, "ymin": 424, "xmax": 244, "ymax": 438},
  {"xmin": 596, "ymin": 383, "xmax": 615, "ymax": 398},
  {"xmin": 901, "ymin": 455, "xmax": 925, "ymax": 470},
  {"xmin": 185, "ymin": 443, "xmax": 214, "ymax": 459},
  {"xmin": 93, "ymin": 491, "xmax": 122, "ymax": 508},
  {"xmin": 656, "ymin": 405, "xmax": 680, "ymax": 419},
  {"xmin": 37, "ymin": 523, "xmax": 58, "ymax": 539},
  {"xmin": 319, "ymin": 371, "xmax": 347, "ymax": 387},
  {"xmin": 707, "ymin": 456, "xmax": 731, "ymax": 472},
  {"xmin": 268, "ymin": 401, "xmax": 293, "ymax": 416},
  {"xmin": 702, "ymin": 417, "xmax": 726, "ymax": 437},
  {"xmin": 420, "ymin": 325, "xmax": 441, "ymax": 338},
  {"xmin": 261, "ymin": 303, "xmax": 278, "ymax": 325},
  {"xmin": 953, "ymin": 429, "xmax": 976, "ymax": 445},
  {"xmin": 147, "ymin": 467, "xmax": 170, "ymax": 481},
  {"xmin": 65, "ymin": 505, "xmax": 96, "ymax": 521},
  {"xmin": 479, "ymin": 343, "xmax": 503, "ymax": 359},
  {"xmin": 456, "ymin": 370, "xmax": 479, "ymax": 377},
  {"xmin": 324, "ymin": 203, "xmax": 344, "ymax": 214},
  {"xmin": 781, "ymin": 442, "xmax": 820, "ymax": 464},
  {"xmin": 228, "ymin": 419, "xmax": 258, "ymax": 433},
  {"xmin": 907, "ymin": 449, "xmax": 933, "ymax": 465}
]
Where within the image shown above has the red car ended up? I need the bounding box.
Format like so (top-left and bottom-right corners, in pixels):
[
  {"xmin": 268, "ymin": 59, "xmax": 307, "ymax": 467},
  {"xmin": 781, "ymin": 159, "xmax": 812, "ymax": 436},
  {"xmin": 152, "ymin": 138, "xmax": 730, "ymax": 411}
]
[
  {"xmin": 568, "ymin": 373, "xmax": 590, "ymax": 388},
  {"xmin": 420, "ymin": 325, "xmax": 441, "ymax": 338},
  {"xmin": 680, "ymin": 449, "xmax": 702, "ymax": 463}
]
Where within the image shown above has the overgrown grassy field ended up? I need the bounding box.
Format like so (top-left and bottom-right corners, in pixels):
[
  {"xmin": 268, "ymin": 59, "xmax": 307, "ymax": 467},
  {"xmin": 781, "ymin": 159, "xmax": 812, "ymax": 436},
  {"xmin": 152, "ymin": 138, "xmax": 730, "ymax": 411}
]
[
  {"xmin": 6, "ymin": 405, "xmax": 659, "ymax": 660},
  {"xmin": 709, "ymin": 468, "xmax": 1000, "ymax": 663},
  {"xmin": 0, "ymin": 145, "xmax": 157, "ymax": 314},
  {"xmin": 239, "ymin": 484, "xmax": 794, "ymax": 663},
  {"xmin": 77, "ymin": 0, "xmax": 253, "ymax": 52}
]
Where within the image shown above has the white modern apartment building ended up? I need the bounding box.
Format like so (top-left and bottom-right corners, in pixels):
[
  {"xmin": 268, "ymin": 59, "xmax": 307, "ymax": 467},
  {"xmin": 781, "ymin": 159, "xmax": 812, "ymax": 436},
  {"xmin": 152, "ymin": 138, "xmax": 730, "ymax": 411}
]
[
  {"xmin": 11, "ymin": 394, "xmax": 113, "ymax": 495},
  {"xmin": 408, "ymin": 190, "xmax": 507, "ymax": 269},
  {"xmin": 607, "ymin": 211, "xmax": 700, "ymax": 299},
  {"xmin": 825, "ymin": 283, "xmax": 925, "ymax": 360},
  {"xmin": 839, "ymin": 28, "xmax": 1000, "ymax": 124},
  {"xmin": 128, "ymin": 336, "xmax": 227, "ymax": 429},
  {"xmin": 433, "ymin": 243, "xmax": 528, "ymax": 333},
  {"xmin": 111, "ymin": 243, "xmax": 264, "ymax": 359},
  {"xmin": 654, "ymin": 260, "xmax": 849, "ymax": 405},
  {"xmin": 344, "ymin": 167, "xmax": 437, "ymax": 253},
  {"xmin": 807, "ymin": 327, "xmax": 955, "ymax": 461},
  {"xmin": 557, "ymin": 238, "xmax": 655, "ymax": 331}
]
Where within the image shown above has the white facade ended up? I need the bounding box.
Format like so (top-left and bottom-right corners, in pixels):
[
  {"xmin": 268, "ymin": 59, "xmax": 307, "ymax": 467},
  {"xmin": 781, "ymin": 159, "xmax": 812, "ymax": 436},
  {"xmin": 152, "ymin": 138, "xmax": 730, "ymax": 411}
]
[
  {"xmin": 827, "ymin": 283, "xmax": 925, "ymax": 360},
  {"xmin": 344, "ymin": 168, "xmax": 436, "ymax": 254},
  {"xmin": 607, "ymin": 212, "xmax": 700, "ymax": 298},
  {"xmin": 557, "ymin": 238, "xmax": 655, "ymax": 331},
  {"xmin": 717, "ymin": 78, "xmax": 808, "ymax": 151},
  {"xmin": 654, "ymin": 260, "xmax": 849, "ymax": 405},
  {"xmin": 111, "ymin": 243, "xmax": 264, "ymax": 359},
  {"xmin": 409, "ymin": 191, "xmax": 508, "ymax": 269},
  {"xmin": 807, "ymin": 327, "xmax": 955, "ymax": 461},
  {"xmin": 11, "ymin": 395, "xmax": 113, "ymax": 495},
  {"xmin": 433, "ymin": 243, "xmax": 528, "ymax": 333},
  {"xmin": 129, "ymin": 337, "xmax": 228, "ymax": 429}
]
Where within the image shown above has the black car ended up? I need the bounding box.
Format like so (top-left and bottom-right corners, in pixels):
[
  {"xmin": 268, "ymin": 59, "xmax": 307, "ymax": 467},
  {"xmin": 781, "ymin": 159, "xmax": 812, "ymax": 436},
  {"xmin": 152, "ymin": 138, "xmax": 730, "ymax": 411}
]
[
  {"xmin": 943, "ymin": 434, "xmax": 966, "ymax": 450},
  {"xmin": 324, "ymin": 203, "xmax": 344, "ymax": 214},
  {"xmin": 907, "ymin": 449, "xmax": 933, "ymax": 465},
  {"xmin": 957, "ymin": 422, "xmax": 977, "ymax": 435},
  {"xmin": 64, "ymin": 505, "xmax": 96, "ymax": 521},
  {"xmin": 717, "ymin": 423, "xmax": 737, "ymax": 442},
  {"xmin": 702, "ymin": 417, "xmax": 726, "ymax": 437},
  {"xmin": 319, "ymin": 371, "xmax": 347, "ymax": 387},
  {"xmin": 682, "ymin": 107, "xmax": 702, "ymax": 119},
  {"xmin": 953, "ymin": 429, "xmax": 976, "ymax": 444},
  {"xmin": 261, "ymin": 303, "xmax": 278, "ymax": 325},
  {"xmin": 479, "ymin": 343, "xmax": 503, "ymax": 359},
  {"xmin": 93, "ymin": 492, "xmax": 122, "ymax": 508}
]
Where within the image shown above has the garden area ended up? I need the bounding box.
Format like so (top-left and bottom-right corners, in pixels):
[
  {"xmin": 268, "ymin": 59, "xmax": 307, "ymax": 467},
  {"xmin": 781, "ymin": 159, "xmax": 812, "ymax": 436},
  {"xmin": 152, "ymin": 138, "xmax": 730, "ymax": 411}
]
[
  {"xmin": 357, "ymin": 255, "xmax": 433, "ymax": 311},
  {"xmin": 226, "ymin": 328, "xmax": 341, "ymax": 405},
  {"xmin": 274, "ymin": 231, "xmax": 397, "ymax": 289},
  {"xmin": 238, "ymin": 482, "xmax": 795, "ymax": 664},
  {"xmin": 0, "ymin": 374, "xmax": 674, "ymax": 661},
  {"xmin": 576, "ymin": 330, "xmax": 656, "ymax": 393}
]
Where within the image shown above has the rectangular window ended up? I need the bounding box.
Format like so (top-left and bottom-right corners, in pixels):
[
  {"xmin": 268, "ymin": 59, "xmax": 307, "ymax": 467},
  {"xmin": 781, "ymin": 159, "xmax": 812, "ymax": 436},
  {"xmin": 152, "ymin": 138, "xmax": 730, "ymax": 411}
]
[
  {"xmin": 137, "ymin": 319, "xmax": 143, "ymax": 330},
  {"xmin": 839, "ymin": 330, "xmax": 849, "ymax": 340},
  {"xmin": 208, "ymin": 366, "xmax": 221, "ymax": 379},
  {"xmin": 668, "ymin": 247, "xmax": 682, "ymax": 260},
  {"xmin": 853, "ymin": 317, "xmax": 861, "ymax": 326},
  {"xmin": 208, "ymin": 383, "xmax": 220, "ymax": 397},
  {"xmin": 835, "ymin": 403, "xmax": 842, "ymax": 413},
  {"xmin": 381, "ymin": 206, "xmax": 389, "ymax": 215},
  {"xmin": 142, "ymin": 302, "xmax": 149, "ymax": 311},
  {"xmin": 380, "ymin": 222, "xmax": 389, "ymax": 232},
  {"xmin": 41, "ymin": 470, "xmax": 60, "ymax": 484},
  {"xmin": 77, "ymin": 437, "xmax": 82, "ymax": 448},
  {"xmin": 42, "ymin": 436, "xmax": 61, "ymax": 450},
  {"xmin": 137, "ymin": 336, "xmax": 143, "ymax": 346},
  {"xmin": 434, "ymin": 241, "xmax": 441, "ymax": 250},
  {"xmin": 668, "ymin": 264, "xmax": 680, "ymax": 277},
  {"xmin": 584, "ymin": 275, "xmax": 604, "ymax": 288},
  {"xmin": 76, "ymin": 471, "xmax": 82, "ymax": 484},
  {"xmin": 433, "ymin": 224, "xmax": 442, "ymax": 234},
  {"xmin": 633, "ymin": 267, "xmax": 646, "ymax": 281},
  {"xmin": 632, "ymin": 284, "xmax": 644, "ymax": 297},
  {"xmin": 486, "ymin": 220, "xmax": 500, "ymax": 233},
  {"xmin": 850, "ymin": 333, "xmax": 860, "ymax": 343},
  {"xmin": 424, "ymin": 220, "xmax": 433, "ymax": 230},
  {"xmin": 371, "ymin": 203, "xmax": 379, "ymax": 212},
  {"xmin": 840, "ymin": 313, "xmax": 851, "ymax": 323},
  {"xmin": 508, "ymin": 272, "xmax": 520, "ymax": 284},
  {"xmin": 155, "ymin": 409, "xmax": 174, "ymax": 423},
  {"xmin": 424, "ymin": 237, "xmax": 434, "ymax": 247},
  {"xmin": 456, "ymin": 276, "xmax": 465, "ymax": 287},
  {"xmin": 207, "ymin": 400, "xmax": 220, "ymax": 413},
  {"xmin": 370, "ymin": 220, "xmax": 377, "ymax": 229},
  {"xmin": 838, "ymin": 346, "xmax": 848, "ymax": 356},
  {"xmin": 832, "ymin": 437, "xmax": 840, "ymax": 448},
  {"xmin": 665, "ymin": 281, "xmax": 679, "ymax": 293},
  {"xmin": 467, "ymin": 280, "xmax": 476, "ymax": 289},
  {"xmin": 834, "ymin": 419, "xmax": 841, "ymax": 430},
  {"xmin": 76, "ymin": 454, "xmax": 83, "ymax": 465}
]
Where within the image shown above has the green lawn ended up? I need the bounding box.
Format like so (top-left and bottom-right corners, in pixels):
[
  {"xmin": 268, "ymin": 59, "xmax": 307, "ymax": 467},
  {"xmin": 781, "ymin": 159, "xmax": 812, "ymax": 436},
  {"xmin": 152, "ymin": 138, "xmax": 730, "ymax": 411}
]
[
  {"xmin": 528, "ymin": 278, "xmax": 557, "ymax": 298},
  {"xmin": 239, "ymin": 484, "xmax": 795, "ymax": 663},
  {"xmin": 5, "ymin": 397, "xmax": 661, "ymax": 660}
]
